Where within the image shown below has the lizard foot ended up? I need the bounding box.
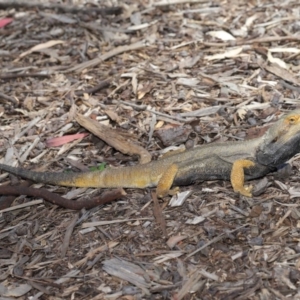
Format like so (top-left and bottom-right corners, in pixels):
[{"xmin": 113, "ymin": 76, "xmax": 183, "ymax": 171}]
[
  {"xmin": 231, "ymin": 159, "xmax": 255, "ymax": 198},
  {"xmin": 157, "ymin": 187, "xmax": 179, "ymax": 198},
  {"xmin": 235, "ymin": 184, "xmax": 253, "ymax": 197},
  {"xmin": 168, "ymin": 187, "xmax": 180, "ymax": 196},
  {"xmin": 156, "ymin": 164, "xmax": 179, "ymax": 198}
]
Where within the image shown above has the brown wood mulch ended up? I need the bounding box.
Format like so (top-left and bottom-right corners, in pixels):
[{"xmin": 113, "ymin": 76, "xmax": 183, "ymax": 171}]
[{"xmin": 1, "ymin": 0, "xmax": 300, "ymax": 299}]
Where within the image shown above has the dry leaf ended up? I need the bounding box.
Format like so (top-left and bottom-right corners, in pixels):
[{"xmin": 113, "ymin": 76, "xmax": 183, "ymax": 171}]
[
  {"xmin": 176, "ymin": 77, "xmax": 200, "ymax": 86},
  {"xmin": 167, "ymin": 235, "xmax": 187, "ymax": 248},
  {"xmin": 19, "ymin": 40, "xmax": 65, "ymax": 58},
  {"xmin": 205, "ymin": 47, "xmax": 244, "ymax": 60},
  {"xmin": 264, "ymin": 64, "xmax": 299, "ymax": 85},
  {"xmin": 153, "ymin": 252, "xmax": 183, "ymax": 264},
  {"xmin": 0, "ymin": 283, "xmax": 32, "ymax": 297},
  {"xmin": 137, "ymin": 82, "xmax": 153, "ymax": 100},
  {"xmin": 269, "ymin": 47, "xmax": 300, "ymax": 54},
  {"xmin": 75, "ymin": 113, "xmax": 151, "ymax": 164},
  {"xmin": 267, "ymin": 51, "xmax": 287, "ymax": 69},
  {"xmin": 206, "ymin": 30, "xmax": 236, "ymax": 41},
  {"xmin": 45, "ymin": 133, "xmax": 89, "ymax": 147},
  {"xmin": 0, "ymin": 18, "xmax": 13, "ymax": 28}
]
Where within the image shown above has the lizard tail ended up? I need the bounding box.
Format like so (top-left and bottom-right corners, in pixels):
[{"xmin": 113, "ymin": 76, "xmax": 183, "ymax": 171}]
[{"xmin": 0, "ymin": 163, "xmax": 154, "ymax": 189}]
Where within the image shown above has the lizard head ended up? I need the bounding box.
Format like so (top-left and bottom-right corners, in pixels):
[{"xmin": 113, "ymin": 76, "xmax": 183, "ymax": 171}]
[
  {"xmin": 257, "ymin": 109, "xmax": 300, "ymax": 167},
  {"xmin": 267, "ymin": 110, "xmax": 300, "ymax": 144}
]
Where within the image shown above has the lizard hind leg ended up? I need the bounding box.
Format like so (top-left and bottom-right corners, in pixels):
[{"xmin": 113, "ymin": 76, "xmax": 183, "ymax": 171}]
[
  {"xmin": 156, "ymin": 164, "xmax": 179, "ymax": 198},
  {"xmin": 230, "ymin": 159, "xmax": 255, "ymax": 197}
]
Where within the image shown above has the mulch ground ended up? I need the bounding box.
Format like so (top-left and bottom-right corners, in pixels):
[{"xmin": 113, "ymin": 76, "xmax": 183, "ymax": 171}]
[{"xmin": 1, "ymin": 0, "xmax": 300, "ymax": 299}]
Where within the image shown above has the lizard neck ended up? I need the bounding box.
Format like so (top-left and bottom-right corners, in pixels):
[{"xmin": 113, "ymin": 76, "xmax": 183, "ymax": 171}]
[{"xmin": 256, "ymin": 124, "xmax": 300, "ymax": 167}]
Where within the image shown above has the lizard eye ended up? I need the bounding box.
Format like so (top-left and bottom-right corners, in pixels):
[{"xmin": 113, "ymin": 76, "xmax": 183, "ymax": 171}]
[{"xmin": 289, "ymin": 117, "xmax": 296, "ymax": 124}]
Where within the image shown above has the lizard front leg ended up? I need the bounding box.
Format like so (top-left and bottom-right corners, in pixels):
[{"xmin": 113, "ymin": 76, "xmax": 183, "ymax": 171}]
[
  {"xmin": 156, "ymin": 164, "xmax": 179, "ymax": 198},
  {"xmin": 230, "ymin": 159, "xmax": 255, "ymax": 197}
]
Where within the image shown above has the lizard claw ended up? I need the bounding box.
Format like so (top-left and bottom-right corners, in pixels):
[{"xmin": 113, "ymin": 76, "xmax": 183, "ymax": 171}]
[
  {"xmin": 240, "ymin": 185, "xmax": 253, "ymax": 197},
  {"xmin": 234, "ymin": 185, "xmax": 253, "ymax": 197},
  {"xmin": 169, "ymin": 187, "xmax": 180, "ymax": 196},
  {"xmin": 157, "ymin": 187, "xmax": 180, "ymax": 198},
  {"xmin": 245, "ymin": 184, "xmax": 253, "ymax": 192}
]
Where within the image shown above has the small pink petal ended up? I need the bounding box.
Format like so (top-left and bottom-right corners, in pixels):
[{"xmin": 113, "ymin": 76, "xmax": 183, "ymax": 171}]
[
  {"xmin": 46, "ymin": 133, "xmax": 88, "ymax": 147},
  {"xmin": 0, "ymin": 18, "xmax": 13, "ymax": 28}
]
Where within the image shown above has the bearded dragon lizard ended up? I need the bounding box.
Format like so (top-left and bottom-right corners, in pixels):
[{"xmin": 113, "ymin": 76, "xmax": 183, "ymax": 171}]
[{"xmin": 1, "ymin": 110, "xmax": 300, "ymax": 197}]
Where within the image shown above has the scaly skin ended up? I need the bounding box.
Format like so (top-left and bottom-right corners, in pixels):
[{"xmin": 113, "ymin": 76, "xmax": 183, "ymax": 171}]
[{"xmin": 1, "ymin": 110, "xmax": 300, "ymax": 197}]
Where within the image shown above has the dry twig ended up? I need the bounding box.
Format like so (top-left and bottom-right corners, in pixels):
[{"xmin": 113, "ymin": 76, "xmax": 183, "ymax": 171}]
[{"xmin": 0, "ymin": 185, "xmax": 125, "ymax": 210}]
